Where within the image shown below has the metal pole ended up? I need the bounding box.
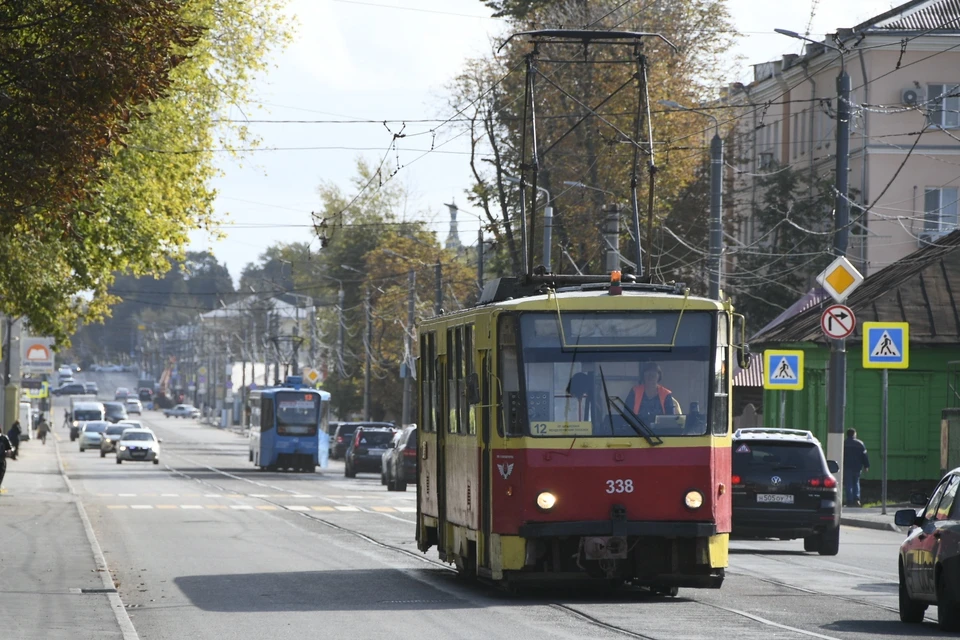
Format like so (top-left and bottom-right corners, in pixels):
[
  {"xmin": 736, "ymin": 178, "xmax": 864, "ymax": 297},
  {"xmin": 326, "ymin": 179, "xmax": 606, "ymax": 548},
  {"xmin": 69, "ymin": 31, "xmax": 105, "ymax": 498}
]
[
  {"xmin": 604, "ymin": 204, "xmax": 620, "ymax": 272},
  {"xmin": 779, "ymin": 390, "xmax": 786, "ymax": 429},
  {"xmin": 477, "ymin": 228, "xmax": 484, "ymax": 290},
  {"xmin": 827, "ymin": 63, "xmax": 851, "ymax": 475},
  {"xmin": 434, "ymin": 261, "xmax": 443, "ymax": 316},
  {"xmin": 364, "ymin": 287, "xmax": 372, "ymax": 421},
  {"xmin": 337, "ymin": 288, "xmax": 345, "ymax": 367},
  {"xmin": 543, "ymin": 202, "xmax": 553, "ymax": 272},
  {"xmin": 402, "ymin": 270, "xmax": 415, "ymax": 427},
  {"xmin": 881, "ymin": 368, "xmax": 889, "ymax": 515},
  {"xmin": 709, "ymin": 132, "xmax": 724, "ymax": 300}
]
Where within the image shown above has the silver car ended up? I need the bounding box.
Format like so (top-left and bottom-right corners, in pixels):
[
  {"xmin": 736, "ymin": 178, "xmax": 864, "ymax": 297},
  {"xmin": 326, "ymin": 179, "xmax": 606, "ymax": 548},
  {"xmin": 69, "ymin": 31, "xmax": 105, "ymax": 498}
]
[
  {"xmin": 78, "ymin": 421, "xmax": 110, "ymax": 452},
  {"xmin": 99, "ymin": 424, "xmax": 131, "ymax": 457},
  {"xmin": 116, "ymin": 429, "xmax": 161, "ymax": 465}
]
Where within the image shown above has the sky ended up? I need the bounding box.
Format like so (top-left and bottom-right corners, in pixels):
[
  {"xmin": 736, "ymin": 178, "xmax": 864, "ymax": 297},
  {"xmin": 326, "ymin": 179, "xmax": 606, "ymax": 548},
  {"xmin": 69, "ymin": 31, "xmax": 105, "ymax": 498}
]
[{"xmin": 190, "ymin": 0, "xmax": 903, "ymax": 283}]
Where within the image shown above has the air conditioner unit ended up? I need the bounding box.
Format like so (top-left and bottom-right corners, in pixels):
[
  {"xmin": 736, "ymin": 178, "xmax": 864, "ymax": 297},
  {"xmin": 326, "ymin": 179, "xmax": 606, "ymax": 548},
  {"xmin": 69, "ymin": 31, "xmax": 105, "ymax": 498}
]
[{"xmin": 902, "ymin": 87, "xmax": 920, "ymax": 106}]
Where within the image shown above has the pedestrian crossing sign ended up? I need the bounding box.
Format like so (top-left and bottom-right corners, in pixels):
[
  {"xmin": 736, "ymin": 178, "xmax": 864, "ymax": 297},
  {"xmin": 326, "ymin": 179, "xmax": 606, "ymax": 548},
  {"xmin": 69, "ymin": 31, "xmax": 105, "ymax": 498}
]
[
  {"xmin": 763, "ymin": 350, "xmax": 804, "ymax": 390},
  {"xmin": 862, "ymin": 322, "xmax": 909, "ymax": 369}
]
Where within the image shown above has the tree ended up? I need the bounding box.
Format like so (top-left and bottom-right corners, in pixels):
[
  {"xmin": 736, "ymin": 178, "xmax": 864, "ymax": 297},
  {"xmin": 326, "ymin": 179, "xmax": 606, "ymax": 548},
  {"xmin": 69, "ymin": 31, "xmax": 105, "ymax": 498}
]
[
  {"xmin": 452, "ymin": 0, "xmax": 736, "ymax": 277},
  {"xmin": 730, "ymin": 165, "xmax": 834, "ymax": 333},
  {"xmin": 0, "ymin": 1, "xmax": 291, "ymax": 343}
]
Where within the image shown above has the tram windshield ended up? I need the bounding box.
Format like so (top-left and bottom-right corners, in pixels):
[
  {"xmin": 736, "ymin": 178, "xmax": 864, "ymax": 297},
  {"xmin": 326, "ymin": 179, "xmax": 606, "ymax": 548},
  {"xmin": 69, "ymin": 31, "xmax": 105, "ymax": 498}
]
[
  {"xmin": 275, "ymin": 392, "xmax": 320, "ymax": 435},
  {"xmin": 509, "ymin": 311, "xmax": 721, "ymax": 438}
]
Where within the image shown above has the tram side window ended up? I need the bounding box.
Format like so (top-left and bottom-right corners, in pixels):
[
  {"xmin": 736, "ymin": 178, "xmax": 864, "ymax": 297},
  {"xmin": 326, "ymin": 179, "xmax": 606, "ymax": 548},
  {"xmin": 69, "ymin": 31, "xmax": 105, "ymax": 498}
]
[
  {"xmin": 498, "ymin": 315, "xmax": 523, "ymax": 437},
  {"xmin": 261, "ymin": 398, "xmax": 275, "ymax": 432},
  {"xmin": 712, "ymin": 315, "xmax": 730, "ymax": 436},
  {"xmin": 420, "ymin": 333, "xmax": 436, "ymax": 433},
  {"xmin": 250, "ymin": 400, "xmax": 261, "ymax": 430},
  {"xmin": 447, "ymin": 329, "xmax": 460, "ymax": 434},
  {"xmin": 463, "ymin": 324, "xmax": 476, "ymax": 435}
]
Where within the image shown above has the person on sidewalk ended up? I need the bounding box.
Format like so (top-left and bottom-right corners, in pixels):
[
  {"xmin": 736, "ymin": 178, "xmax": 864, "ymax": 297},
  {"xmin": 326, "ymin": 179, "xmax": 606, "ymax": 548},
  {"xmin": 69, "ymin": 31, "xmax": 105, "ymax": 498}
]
[
  {"xmin": 0, "ymin": 429, "xmax": 12, "ymax": 489},
  {"xmin": 843, "ymin": 428, "xmax": 871, "ymax": 507},
  {"xmin": 8, "ymin": 421, "xmax": 22, "ymax": 460},
  {"xmin": 36, "ymin": 415, "xmax": 49, "ymax": 445}
]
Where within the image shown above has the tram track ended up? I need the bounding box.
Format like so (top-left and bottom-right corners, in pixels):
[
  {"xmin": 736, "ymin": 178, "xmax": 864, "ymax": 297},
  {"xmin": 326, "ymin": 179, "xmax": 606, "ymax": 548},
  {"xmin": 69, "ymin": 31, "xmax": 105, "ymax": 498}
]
[{"xmin": 145, "ymin": 449, "xmax": 895, "ymax": 640}]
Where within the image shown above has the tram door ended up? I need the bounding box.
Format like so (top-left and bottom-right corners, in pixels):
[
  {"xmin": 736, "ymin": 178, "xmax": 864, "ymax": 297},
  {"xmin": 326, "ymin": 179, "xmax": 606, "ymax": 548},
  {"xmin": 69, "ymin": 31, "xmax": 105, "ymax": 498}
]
[
  {"xmin": 435, "ymin": 331, "xmax": 450, "ymax": 559},
  {"xmin": 480, "ymin": 350, "xmax": 492, "ymax": 570}
]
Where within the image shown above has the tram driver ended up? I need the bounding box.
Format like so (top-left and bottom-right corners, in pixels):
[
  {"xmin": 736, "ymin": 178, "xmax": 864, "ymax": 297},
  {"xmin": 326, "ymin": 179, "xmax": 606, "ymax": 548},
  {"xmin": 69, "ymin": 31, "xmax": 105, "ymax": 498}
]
[{"xmin": 624, "ymin": 362, "xmax": 682, "ymax": 425}]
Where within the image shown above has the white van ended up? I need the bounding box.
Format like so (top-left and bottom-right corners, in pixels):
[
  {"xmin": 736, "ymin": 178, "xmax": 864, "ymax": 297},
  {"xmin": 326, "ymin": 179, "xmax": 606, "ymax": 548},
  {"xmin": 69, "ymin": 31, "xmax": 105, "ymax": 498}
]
[{"xmin": 19, "ymin": 401, "xmax": 34, "ymax": 440}]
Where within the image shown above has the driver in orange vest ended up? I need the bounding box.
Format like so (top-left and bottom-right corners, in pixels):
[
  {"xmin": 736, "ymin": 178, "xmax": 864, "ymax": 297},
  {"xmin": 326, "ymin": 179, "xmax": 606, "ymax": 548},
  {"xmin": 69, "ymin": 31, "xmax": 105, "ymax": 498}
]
[{"xmin": 624, "ymin": 362, "xmax": 679, "ymax": 423}]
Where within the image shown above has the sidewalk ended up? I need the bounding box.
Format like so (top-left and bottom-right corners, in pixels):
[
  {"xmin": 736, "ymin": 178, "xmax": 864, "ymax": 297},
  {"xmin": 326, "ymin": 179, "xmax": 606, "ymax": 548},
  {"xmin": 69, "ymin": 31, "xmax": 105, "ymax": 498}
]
[
  {"xmin": 0, "ymin": 436, "xmax": 128, "ymax": 639},
  {"xmin": 840, "ymin": 504, "xmax": 913, "ymax": 532}
]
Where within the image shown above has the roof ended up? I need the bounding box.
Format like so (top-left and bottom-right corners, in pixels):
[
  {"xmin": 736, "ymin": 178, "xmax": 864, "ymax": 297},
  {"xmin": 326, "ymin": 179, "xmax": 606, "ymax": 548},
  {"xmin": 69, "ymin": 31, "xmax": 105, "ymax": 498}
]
[
  {"xmin": 753, "ymin": 229, "xmax": 960, "ymax": 345},
  {"xmin": 733, "ymin": 360, "xmax": 764, "ymax": 388},
  {"xmin": 752, "ymin": 288, "xmax": 829, "ymax": 341},
  {"xmin": 854, "ymin": 0, "xmax": 960, "ymax": 32}
]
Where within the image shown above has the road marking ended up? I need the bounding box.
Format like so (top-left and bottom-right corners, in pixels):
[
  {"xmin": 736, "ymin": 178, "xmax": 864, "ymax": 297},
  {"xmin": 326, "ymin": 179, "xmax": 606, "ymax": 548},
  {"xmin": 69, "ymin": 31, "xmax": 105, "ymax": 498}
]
[
  {"xmin": 118, "ymin": 493, "xmax": 136, "ymax": 497},
  {"xmin": 250, "ymin": 493, "xmax": 270, "ymax": 498},
  {"xmin": 372, "ymin": 507, "xmax": 396, "ymax": 513},
  {"xmin": 130, "ymin": 505, "xmax": 153, "ymax": 510},
  {"xmin": 311, "ymin": 506, "xmax": 335, "ymax": 512},
  {"xmin": 205, "ymin": 505, "xmax": 227, "ymax": 509},
  {"xmin": 180, "ymin": 505, "xmax": 203, "ymax": 510},
  {"xmin": 203, "ymin": 494, "xmax": 222, "ymax": 498},
  {"xmin": 290, "ymin": 494, "xmax": 312, "ymax": 498},
  {"xmin": 107, "ymin": 505, "xmax": 128, "ymax": 509},
  {"xmin": 286, "ymin": 505, "xmax": 311, "ymax": 512},
  {"xmin": 395, "ymin": 507, "xmax": 417, "ymax": 513},
  {"xmin": 224, "ymin": 493, "xmax": 243, "ymax": 498},
  {"xmin": 335, "ymin": 506, "xmax": 360, "ymax": 512},
  {"xmin": 230, "ymin": 505, "xmax": 253, "ymax": 510},
  {"xmin": 160, "ymin": 493, "xmax": 179, "ymax": 497},
  {"xmin": 156, "ymin": 505, "xmax": 178, "ymax": 509},
  {"xmin": 704, "ymin": 603, "xmax": 842, "ymax": 640},
  {"xmin": 256, "ymin": 505, "xmax": 278, "ymax": 510}
]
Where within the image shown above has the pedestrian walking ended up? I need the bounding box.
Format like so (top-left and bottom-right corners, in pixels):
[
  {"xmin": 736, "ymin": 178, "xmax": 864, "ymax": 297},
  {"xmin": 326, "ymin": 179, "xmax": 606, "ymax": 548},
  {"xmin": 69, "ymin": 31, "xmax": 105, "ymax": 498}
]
[
  {"xmin": 843, "ymin": 428, "xmax": 871, "ymax": 507},
  {"xmin": 36, "ymin": 415, "xmax": 49, "ymax": 445},
  {"xmin": 0, "ymin": 429, "xmax": 12, "ymax": 490},
  {"xmin": 8, "ymin": 421, "xmax": 22, "ymax": 460}
]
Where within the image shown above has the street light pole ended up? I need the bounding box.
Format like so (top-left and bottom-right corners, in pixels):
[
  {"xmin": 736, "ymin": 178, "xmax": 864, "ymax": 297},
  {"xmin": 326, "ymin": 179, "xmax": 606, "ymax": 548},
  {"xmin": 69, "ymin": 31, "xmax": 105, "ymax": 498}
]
[
  {"xmin": 402, "ymin": 270, "xmax": 415, "ymax": 427},
  {"xmin": 776, "ymin": 27, "xmax": 850, "ymax": 480},
  {"xmin": 659, "ymin": 100, "xmax": 723, "ymax": 299}
]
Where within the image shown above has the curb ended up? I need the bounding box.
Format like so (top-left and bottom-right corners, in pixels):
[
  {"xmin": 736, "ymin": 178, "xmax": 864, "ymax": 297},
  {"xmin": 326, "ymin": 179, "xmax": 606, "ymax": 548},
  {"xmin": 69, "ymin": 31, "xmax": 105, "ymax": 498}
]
[{"xmin": 840, "ymin": 515, "xmax": 905, "ymax": 533}]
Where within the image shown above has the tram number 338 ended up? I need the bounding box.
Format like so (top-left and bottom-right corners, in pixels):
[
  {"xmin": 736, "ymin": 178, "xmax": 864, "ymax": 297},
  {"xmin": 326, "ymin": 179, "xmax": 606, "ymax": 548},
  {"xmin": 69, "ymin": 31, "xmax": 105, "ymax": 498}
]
[{"xmin": 605, "ymin": 479, "xmax": 634, "ymax": 494}]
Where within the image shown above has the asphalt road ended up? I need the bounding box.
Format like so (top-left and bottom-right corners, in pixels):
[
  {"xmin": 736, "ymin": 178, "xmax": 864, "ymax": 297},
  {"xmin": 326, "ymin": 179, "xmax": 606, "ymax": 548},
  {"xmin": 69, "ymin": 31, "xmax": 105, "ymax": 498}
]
[{"xmin": 50, "ymin": 377, "xmax": 946, "ymax": 640}]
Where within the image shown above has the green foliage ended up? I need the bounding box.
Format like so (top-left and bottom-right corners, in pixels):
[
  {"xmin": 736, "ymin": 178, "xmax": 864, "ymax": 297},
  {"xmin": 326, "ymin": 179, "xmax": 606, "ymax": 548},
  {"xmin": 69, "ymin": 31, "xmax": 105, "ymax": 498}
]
[
  {"xmin": 732, "ymin": 165, "xmax": 834, "ymax": 333},
  {"xmin": 478, "ymin": 0, "xmax": 552, "ymax": 19},
  {"xmin": 0, "ymin": 0, "xmax": 292, "ymax": 344}
]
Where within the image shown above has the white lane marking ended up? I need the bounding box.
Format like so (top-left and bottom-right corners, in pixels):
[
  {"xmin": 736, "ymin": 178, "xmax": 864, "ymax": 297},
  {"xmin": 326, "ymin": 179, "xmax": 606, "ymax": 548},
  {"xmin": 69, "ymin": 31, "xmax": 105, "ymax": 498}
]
[
  {"xmin": 160, "ymin": 493, "xmax": 179, "ymax": 497},
  {"xmin": 286, "ymin": 506, "xmax": 311, "ymax": 512},
  {"xmin": 395, "ymin": 507, "xmax": 417, "ymax": 513},
  {"xmin": 230, "ymin": 505, "xmax": 253, "ymax": 510},
  {"xmin": 290, "ymin": 494, "xmax": 312, "ymax": 498},
  {"xmin": 118, "ymin": 493, "xmax": 136, "ymax": 497},
  {"xmin": 250, "ymin": 493, "xmax": 270, "ymax": 497},
  {"xmin": 335, "ymin": 506, "xmax": 360, "ymax": 512},
  {"xmin": 181, "ymin": 505, "xmax": 203, "ymax": 510},
  {"xmin": 203, "ymin": 494, "xmax": 222, "ymax": 498},
  {"xmin": 130, "ymin": 505, "xmax": 153, "ymax": 510}
]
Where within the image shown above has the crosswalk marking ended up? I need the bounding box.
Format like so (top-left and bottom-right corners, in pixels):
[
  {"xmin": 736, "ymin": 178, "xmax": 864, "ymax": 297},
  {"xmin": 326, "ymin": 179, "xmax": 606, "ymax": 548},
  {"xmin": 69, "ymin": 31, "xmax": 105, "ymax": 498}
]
[
  {"xmin": 396, "ymin": 507, "xmax": 417, "ymax": 513},
  {"xmin": 372, "ymin": 507, "xmax": 396, "ymax": 512},
  {"xmin": 256, "ymin": 505, "xmax": 278, "ymax": 510},
  {"xmin": 290, "ymin": 494, "xmax": 312, "ymax": 498},
  {"xmin": 334, "ymin": 506, "xmax": 360, "ymax": 512},
  {"xmin": 286, "ymin": 505, "xmax": 311, "ymax": 512},
  {"xmin": 203, "ymin": 494, "xmax": 222, "ymax": 498},
  {"xmin": 311, "ymin": 506, "xmax": 334, "ymax": 512},
  {"xmin": 131, "ymin": 505, "xmax": 153, "ymax": 510},
  {"xmin": 181, "ymin": 505, "xmax": 203, "ymax": 510},
  {"xmin": 161, "ymin": 493, "xmax": 179, "ymax": 497},
  {"xmin": 250, "ymin": 494, "xmax": 269, "ymax": 498},
  {"xmin": 118, "ymin": 493, "xmax": 136, "ymax": 497},
  {"xmin": 205, "ymin": 505, "xmax": 227, "ymax": 509},
  {"xmin": 156, "ymin": 505, "xmax": 178, "ymax": 509},
  {"xmin": 99, "ymin": 500, "xmax": 417, "ymax": 514},
  {"xmin": 230, "ymin": 505, "xmax": 253, "ymax": 510}
]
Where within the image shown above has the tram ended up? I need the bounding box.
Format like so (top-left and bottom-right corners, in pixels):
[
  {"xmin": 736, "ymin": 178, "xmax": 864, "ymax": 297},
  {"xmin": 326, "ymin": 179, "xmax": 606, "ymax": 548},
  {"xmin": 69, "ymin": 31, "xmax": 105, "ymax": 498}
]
[
  {"xmin": 248, "ymin": 376, "xmax": 331, "ymax": 472},
  {"xmin": 415, "ymin": 272, "xmax": 749, "ymax": 590}
]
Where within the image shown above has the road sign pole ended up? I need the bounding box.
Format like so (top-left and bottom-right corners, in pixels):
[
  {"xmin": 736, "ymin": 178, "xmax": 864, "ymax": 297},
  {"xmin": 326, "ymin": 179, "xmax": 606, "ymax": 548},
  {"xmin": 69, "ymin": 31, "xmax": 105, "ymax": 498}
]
[
  {"xmin": 828, "ymin": 339, "xmax": 846, "ymax": 491},
  {"xmin": 882, "ymin": 367, "xmax": 889, "ymax": 516},
  {"xmin": 779, "ymin": 390, "xmax": 786, "ymax": 429}
]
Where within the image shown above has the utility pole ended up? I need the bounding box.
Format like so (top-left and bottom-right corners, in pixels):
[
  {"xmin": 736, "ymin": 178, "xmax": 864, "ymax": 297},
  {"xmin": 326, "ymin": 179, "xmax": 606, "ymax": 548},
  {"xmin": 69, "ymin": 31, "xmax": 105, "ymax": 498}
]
[
  {"xmin": 477, "ymin": 228, "xmax": 484, "ymax": 290},
  {"xmin": 604, "ymin": 203, "xmax": 621, "ymax": 272},
  {"xmin": 309, "ymin": 306, "xmax": 316, "ymax": 369},
  {"xmin": 434, "ymin": 261, "xmax": 443, "ymax": 316},
  {"xmin": 291, "ymin": 322, "xmax": 299, "ymax": 376},
  {"xmin": 401, "ymin": 270, "xmax": 416, "ymax": 427},
  {"xmin": 543, "ymin": 195, "xmax": 554, "ymax": 271},
  {"xmin": 709, "ymin": 129, "xmax": 724, "ymax": 300},
  {"xmin": 337, "ymin": 288, "xmax": 345, "ymax": 368},
  {"xmin": 363, "ymin": 287, "xmax": 372, "ymax": 421}
]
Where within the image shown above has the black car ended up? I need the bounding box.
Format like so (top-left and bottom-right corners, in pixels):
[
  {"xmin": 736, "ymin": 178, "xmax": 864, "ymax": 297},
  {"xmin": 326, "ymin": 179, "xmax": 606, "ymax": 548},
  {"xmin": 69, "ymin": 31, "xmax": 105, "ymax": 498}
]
[
  {"xmin": 345, "ymin": 426, "xmax": 397, "ymax": 478},
  {"xmin": 895, "ymin": 467, "xmax": 960, "ymax": 631},
  {"xmin": 102, "ymin": 401, "xmax": 129, "ymax": 424},
  {"xmin": 731, "ymin": 428, "xmax": 841, "ymax": 555},
  {"xmin": 384, "ymin": 425, "xmax": 417, "ymax": 491},
  {"xmin": 53, "ymin": 383, "xmax": 87, "ymax": 396},
  {"xmin": 330, "ymin": 421, "xmax": 393, "ymax": 460},
  {"xmin": 84, "ymin": 382, "xmax": 99, "ymax": 395}
]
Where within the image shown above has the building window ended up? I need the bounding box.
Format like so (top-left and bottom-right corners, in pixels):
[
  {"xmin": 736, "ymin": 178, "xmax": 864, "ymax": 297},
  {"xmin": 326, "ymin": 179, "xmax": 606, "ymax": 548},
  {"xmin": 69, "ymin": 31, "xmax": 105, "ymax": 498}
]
[
  {"xmin": 924, "ymin": 187, "xmax": 959, "ymax": 232},
  {"xmin": 927, "ymin": 84, "xmax": 960, "ymax": 129}
]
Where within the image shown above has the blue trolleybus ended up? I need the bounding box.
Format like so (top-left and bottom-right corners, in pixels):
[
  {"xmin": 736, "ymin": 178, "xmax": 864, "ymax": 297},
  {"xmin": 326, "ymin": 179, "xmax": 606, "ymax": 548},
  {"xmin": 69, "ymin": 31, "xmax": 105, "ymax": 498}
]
[{"xmin": 248, "ymin": 377, "xmax": 331, "ymax": 472}]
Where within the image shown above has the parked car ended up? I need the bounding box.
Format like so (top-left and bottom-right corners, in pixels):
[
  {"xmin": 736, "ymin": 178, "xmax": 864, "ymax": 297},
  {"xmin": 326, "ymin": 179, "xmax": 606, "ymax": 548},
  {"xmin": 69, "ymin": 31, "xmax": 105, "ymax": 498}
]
[
  {"xmin": 114, "ymin": 387, "xmax": 130, "ymax": 400},
  {"xmin": 381, "ymin": 430, "xmax": 403, "ymax": 485},
  {"xmin": 383, "ymin": 424, "xmax": 417, "ymax": 491},
  {"xmin": 78, "ymin": 421, "xmax": 109, "ymax": 452},
  {"xmin": 83, "ymin": 382, "xmax": 99, "ymax": 396},
  {"xmin": 164, "ymin": 404, "xmax": 200, "ymax": 419},
  {"xmin": 895, "ymin": 467, "xmax": 960, "ymax": 631},
  {"xmin": 330, "ymin": 421, "xmax": 394, "ymax": 460},
  {"xmin": 344, "ymin": 426, "xmax": 397, "ymax": 478},
  {"xmin": 731, "ymin": 428, "xmax": 841, "ymax": 555},
  {"xmin": 53, "ymin": 383, "xmax": 87, "ymax": 396},
  {"xmin": 102, "ymin": 401, "xmax": 128, "ymax": 424},
  {"xmin": 125, "ymin": 398, "xmax": 143, "ymax": 415},
  {"xmin": 115, "ymin": 429, "xmax": 161, "ymax": 465},
  {"xmin": 100, "ymin": 424, "xmax": 132, "ymax": 457}
]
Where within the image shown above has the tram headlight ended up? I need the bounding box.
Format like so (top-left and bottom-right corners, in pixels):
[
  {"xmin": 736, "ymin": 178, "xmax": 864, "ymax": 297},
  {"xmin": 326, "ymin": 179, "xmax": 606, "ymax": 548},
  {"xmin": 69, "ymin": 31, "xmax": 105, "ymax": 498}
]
[
  {"xmin": 536, "ymin": 491, "xmax": 557, "ymax": 511},
  {"xmin": 684, "ymin": 490, "xmax": 704, "ymax": 510}
]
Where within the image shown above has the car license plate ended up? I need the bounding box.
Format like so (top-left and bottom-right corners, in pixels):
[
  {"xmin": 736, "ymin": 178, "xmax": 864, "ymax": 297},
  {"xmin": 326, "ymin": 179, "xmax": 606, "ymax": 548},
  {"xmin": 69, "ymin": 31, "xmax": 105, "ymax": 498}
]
[
  {"xmin": 757, "ymin": 493, "xmax": 794, "ymax": 504},
  {"xmin": 369, "ymin": 448, "xmax": 385, "ymax": 455}
]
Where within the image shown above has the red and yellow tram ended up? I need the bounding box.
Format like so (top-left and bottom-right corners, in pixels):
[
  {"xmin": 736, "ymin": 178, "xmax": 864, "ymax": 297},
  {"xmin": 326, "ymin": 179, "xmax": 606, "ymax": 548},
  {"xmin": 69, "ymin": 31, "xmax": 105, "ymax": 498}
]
[{"xmin": 416, "ymin": 272, "xmax": 748, "ymax": 590}]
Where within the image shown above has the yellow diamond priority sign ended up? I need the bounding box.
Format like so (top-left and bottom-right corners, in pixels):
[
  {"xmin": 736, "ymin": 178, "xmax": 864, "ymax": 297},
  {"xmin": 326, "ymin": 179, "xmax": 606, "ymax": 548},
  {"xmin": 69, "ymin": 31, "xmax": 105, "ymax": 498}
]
[
  {"xmin": 816, "ymin": 256, "xmax": 863, "ymax": 304},
  {"xmin": 304, "ymin": 368, "xmax": 321, "ymax": 385}
]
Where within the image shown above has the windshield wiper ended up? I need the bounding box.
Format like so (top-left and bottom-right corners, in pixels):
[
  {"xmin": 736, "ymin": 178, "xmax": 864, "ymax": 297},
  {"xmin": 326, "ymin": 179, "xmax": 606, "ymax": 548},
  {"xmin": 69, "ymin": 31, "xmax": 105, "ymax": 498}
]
[{"xmin": 599, "ymin": 367, "xmax": 663, "ymax": 447}]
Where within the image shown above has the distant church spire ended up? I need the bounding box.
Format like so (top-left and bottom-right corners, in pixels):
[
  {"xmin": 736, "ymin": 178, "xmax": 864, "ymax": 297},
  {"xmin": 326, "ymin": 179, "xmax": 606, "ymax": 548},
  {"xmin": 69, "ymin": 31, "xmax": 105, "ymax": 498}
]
[{"xmin": 444, "ymin": 200, "xmax": 462, "ymax": 251}]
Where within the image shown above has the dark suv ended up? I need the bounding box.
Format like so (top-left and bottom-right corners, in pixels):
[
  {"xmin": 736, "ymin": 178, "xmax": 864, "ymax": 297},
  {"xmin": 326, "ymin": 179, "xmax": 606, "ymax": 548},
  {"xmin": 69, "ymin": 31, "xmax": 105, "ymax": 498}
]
[
  {"xmin": 330, "ymin": 422, "xmax": 393, "ymax": 460},
  {"xmin": 731, "ymin": 428, "xmax": 841, "ymax": 555},
  {"xmin": 344, "ymin": 426, "xmax": 397, "ymax": 478},
  {"xmin": 102, "ymin": 401, "xmax": 129, "ymax": 424}
]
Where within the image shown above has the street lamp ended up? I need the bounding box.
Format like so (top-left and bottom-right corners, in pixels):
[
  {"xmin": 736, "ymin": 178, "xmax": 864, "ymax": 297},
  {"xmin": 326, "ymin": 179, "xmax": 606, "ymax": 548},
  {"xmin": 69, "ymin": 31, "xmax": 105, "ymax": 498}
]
[
  {"xmin": 505, "ymin": 174, "xmax": 554, "ymax": 271},
  {"xmin": 659, "ymin": 99, "xmax": 724, "ymax": 301},
  {"xmin": 775, "ymin": 26, "xmax": 851, "ymax": 495}
]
